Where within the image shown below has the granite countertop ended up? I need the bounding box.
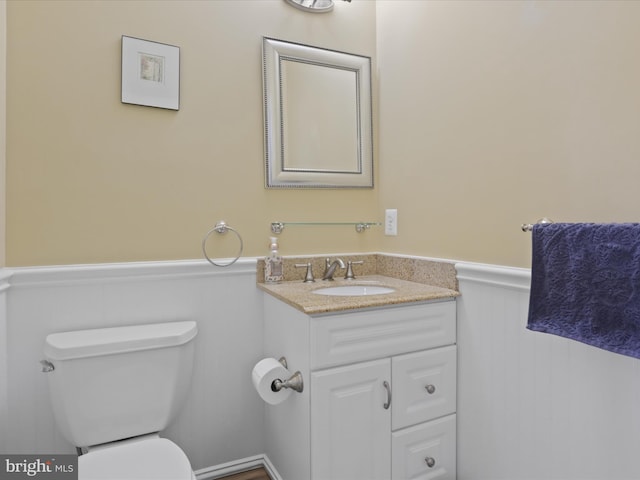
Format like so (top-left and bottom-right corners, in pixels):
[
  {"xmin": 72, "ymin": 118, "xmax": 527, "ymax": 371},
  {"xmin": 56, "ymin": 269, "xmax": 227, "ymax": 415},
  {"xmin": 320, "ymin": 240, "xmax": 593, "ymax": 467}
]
[{"xmin": 258, "ymin": 274, "xmax": 459, "ymax": 315}]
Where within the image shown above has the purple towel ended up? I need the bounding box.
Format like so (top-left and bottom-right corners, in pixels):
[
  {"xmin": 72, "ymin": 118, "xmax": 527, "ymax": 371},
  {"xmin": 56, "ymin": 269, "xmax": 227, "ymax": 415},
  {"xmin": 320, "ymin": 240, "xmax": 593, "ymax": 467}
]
[{"xmin": 527, "ymin": 222, "xmax": 640, "ymax": 359}]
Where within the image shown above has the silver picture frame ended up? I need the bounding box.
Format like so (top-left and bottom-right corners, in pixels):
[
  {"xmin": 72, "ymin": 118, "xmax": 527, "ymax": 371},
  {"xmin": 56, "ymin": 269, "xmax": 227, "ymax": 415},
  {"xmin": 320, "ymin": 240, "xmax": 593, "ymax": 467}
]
[{"xmin": 121, "ymin": 36, "xmax": 180, "ymax": 111}]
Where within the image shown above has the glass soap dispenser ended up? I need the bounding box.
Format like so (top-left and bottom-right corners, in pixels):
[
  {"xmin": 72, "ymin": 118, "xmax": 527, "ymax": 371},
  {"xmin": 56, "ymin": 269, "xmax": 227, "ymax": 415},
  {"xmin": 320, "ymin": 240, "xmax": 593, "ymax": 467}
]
[{"xmin": 264, "ymin": 236, "xmax": 284, "ymax": 283}]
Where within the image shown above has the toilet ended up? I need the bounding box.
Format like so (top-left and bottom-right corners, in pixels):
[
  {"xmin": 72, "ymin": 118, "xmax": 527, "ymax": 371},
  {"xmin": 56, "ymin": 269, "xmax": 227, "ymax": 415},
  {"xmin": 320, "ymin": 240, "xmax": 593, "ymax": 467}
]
[{"xmin": 42, "ymin": 321, "xmax": 198, "ymax": 480}]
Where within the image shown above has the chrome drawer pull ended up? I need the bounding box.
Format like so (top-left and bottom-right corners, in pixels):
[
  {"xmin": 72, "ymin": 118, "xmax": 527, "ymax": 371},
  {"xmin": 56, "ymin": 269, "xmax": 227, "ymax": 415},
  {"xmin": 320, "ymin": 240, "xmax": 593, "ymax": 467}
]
[
  {"xmin": 425, "ymin": 457, "xmax": 436, "ymax": 468},
  {"xmin": 425, "ymin": 384, "xmax": 436, "ymax": 394},
  {"xmin": 383, "ymin": 381, "xmax": 391, "ymax": 409}
]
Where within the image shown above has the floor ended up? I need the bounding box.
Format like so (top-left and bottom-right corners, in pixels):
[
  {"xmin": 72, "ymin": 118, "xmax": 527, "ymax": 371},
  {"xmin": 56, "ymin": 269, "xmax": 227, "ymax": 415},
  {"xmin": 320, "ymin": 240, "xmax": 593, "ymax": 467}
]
[{"xmin": 218, "ymin": 467, "xmax": 271, "ymax": 480}]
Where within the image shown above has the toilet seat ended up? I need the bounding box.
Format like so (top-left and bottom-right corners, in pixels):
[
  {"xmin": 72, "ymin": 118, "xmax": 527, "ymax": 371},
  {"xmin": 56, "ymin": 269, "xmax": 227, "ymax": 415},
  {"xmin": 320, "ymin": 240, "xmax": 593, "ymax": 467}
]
[{"xmin": 79, "ymin": 437, "xmax": 194, "ymax": 480}]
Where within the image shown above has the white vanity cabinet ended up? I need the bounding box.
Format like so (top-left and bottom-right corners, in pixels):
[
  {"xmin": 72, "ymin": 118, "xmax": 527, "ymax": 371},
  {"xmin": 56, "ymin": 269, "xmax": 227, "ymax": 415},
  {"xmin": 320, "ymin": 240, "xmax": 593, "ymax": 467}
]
[{"xmin": 262, "ymin": 294, "xmax": 457, "ymax": 480}]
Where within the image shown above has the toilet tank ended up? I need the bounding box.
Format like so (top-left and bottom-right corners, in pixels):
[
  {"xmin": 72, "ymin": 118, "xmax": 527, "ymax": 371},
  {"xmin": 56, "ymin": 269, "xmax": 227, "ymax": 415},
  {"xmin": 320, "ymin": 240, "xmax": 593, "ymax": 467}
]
[{"xmin": 43, "ymin": 321, "xmax": 198, "ymax": 448}]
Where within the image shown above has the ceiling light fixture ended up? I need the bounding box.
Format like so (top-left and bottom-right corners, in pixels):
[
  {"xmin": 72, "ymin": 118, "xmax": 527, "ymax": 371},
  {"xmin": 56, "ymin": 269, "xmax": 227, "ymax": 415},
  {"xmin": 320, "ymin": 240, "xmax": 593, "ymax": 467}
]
[{"xmin": 283, "ymin": 0, "xmax": 351, "ymax": 14}]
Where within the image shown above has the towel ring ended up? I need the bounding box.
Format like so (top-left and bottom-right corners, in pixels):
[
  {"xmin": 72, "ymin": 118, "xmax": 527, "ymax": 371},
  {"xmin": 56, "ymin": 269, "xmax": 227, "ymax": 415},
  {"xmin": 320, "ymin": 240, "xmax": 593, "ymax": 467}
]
[{"xmin": 202, "ymin": 221, "xmax": 244, "ymax": 267}]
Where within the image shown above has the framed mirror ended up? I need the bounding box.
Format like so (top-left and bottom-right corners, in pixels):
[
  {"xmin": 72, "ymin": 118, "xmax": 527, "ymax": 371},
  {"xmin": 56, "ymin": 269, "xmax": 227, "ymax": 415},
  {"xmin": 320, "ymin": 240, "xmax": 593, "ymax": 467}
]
[{"xmin": 262, "ymin": 37, "xmax": 373, "ymax": 188}]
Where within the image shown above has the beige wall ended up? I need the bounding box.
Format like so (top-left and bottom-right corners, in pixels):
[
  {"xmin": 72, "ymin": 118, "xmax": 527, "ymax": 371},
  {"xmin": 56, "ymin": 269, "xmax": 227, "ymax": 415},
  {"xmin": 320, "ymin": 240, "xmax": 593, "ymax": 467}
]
[
  {"xmin": 378, "ymin": 0, "xmax": 640, "ymax": 268},
  {"xmin": 5, "ymin": 0, "xmax": 378, "ymax": 266},
  {"xmin": 7, "ymin": 1, "xmax": 640, "ymax": 269}
]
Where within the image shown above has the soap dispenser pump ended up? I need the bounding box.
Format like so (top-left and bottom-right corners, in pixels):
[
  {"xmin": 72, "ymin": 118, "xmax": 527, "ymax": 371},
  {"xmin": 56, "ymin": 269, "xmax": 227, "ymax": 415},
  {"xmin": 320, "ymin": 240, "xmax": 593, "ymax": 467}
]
[{"xmin": 264, "ymin": 237, "xmax": 284, "ymax": 283}]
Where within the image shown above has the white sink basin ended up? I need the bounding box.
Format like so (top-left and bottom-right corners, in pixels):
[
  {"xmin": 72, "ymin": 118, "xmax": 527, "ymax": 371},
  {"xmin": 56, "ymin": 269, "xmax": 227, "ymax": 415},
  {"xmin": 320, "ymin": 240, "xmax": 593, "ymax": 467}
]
[{"xmin": 312, "ymin": 285, "xmax": 396, "ymax": 297}]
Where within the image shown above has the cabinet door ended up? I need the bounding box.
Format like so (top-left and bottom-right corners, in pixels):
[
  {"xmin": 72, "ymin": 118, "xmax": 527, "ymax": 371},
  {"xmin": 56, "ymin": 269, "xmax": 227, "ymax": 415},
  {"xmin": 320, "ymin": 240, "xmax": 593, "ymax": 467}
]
[
  {"xmin": 311, "ymin": 359, "xmax": 391, "ymax": 480},
  {"xmin": 392, "ymin": 414, "xmax": 456, "ymax": 480},
  {"xmin": 392, "ymin": 345, "xmax": 456, "ymax": 430}
]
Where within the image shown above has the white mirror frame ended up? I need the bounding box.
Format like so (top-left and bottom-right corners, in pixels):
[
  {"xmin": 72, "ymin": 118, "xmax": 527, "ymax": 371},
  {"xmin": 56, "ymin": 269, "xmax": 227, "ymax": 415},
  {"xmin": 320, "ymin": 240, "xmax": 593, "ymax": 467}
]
[{"xmin": 262, "ymin": 37, "xmax": 373, "ymax": 189}]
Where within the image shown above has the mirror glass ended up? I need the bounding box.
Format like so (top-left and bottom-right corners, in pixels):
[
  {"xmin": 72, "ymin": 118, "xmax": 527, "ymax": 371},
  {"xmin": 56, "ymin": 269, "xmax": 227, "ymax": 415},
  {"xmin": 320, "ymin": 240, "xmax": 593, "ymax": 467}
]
[{"xmin": 262, "ymin": 37, "xmax": 373, "ymax": 188}]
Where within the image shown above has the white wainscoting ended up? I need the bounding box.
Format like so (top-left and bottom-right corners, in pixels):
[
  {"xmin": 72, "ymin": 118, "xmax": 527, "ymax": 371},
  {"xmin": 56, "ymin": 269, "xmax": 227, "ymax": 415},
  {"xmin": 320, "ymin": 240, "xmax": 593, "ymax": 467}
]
[
  {"xmin": 456, "ymin": 262, "xmax": 640, "ymax": 480},
  {"xmin": 0, "ymin": 269, "xmax": 10, "ymax": 454},
  {"xmin": 7, "ymin": 257, "xmax": 640, "ymax": 479},
  {"xmin": 1, "ymin": 259, "xmax": 266, "ymax": 472}
]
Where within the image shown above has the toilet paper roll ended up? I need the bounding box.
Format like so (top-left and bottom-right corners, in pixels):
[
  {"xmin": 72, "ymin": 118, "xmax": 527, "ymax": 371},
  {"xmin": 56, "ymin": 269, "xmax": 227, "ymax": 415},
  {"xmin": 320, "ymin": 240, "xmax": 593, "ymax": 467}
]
[{"xmin": 252, "ymin": 357, "xmax": 293, "ymax": 405}]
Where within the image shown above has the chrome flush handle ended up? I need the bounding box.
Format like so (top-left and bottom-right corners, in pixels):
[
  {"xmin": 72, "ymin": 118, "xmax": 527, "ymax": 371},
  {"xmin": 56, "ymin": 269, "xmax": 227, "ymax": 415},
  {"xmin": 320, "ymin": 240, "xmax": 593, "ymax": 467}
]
[{"xmin": 40, "ymin": 360, "xmax": 55, "ymax": 373}]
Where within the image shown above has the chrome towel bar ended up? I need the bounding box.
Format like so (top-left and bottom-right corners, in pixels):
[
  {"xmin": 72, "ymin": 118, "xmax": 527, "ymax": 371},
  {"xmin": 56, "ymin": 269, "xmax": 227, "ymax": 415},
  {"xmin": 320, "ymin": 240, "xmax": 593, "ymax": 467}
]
[{"xmin": 521, "ymin": 217, "xmax": 554, "ymax": 232}]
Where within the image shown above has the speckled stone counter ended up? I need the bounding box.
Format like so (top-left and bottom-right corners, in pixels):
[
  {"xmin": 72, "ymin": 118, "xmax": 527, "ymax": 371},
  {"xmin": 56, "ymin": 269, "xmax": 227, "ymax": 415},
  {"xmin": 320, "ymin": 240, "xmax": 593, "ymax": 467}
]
[{"xmin": 257, "ymin": 254, "xmax": 459, "ymax": 315}]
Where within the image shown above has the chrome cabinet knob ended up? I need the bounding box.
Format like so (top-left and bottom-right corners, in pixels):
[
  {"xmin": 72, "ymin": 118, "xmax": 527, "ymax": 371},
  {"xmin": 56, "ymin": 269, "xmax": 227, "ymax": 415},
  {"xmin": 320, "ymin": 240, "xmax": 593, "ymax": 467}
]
[
  {"xmin": 425, "ymin": 457, "xmax": 436, "ymax": 468},
  {"xmin": 425, "ymin": 384, "xmax": 436, "ymax": 394}
]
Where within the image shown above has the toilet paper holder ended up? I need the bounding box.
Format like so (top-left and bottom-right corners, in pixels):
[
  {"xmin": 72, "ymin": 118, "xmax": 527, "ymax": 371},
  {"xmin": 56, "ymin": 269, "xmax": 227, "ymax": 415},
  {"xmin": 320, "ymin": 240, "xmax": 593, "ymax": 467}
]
[{"xmin": 271, "ymin": 357, "xmax": 304, "ymax": 393}]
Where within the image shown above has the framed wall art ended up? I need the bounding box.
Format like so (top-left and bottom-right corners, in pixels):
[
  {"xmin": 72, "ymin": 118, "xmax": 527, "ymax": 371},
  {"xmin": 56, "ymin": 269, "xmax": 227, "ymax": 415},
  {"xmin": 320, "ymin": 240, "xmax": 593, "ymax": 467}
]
[{"xmin": 121, "ymin": 35, "xmax": 180, "ymax": 110}]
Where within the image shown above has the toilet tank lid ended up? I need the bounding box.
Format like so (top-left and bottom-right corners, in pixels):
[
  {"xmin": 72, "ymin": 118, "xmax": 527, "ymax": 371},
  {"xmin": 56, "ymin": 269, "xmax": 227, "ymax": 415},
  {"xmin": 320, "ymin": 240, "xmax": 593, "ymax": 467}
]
[{"xmin": 44, "ymin": 321, "xmax": 198, "ymax": 361}]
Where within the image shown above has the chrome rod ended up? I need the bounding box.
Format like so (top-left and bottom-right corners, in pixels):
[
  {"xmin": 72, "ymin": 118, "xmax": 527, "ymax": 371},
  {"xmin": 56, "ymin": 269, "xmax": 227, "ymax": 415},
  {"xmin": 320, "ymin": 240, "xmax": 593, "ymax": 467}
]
[
  {"xmin": 521, "ymin": 217, "xmax": 554, "ymax": 232},
  {"xmin": 271, "ymin": 221, "xmax": 381, "ymax": 235}
]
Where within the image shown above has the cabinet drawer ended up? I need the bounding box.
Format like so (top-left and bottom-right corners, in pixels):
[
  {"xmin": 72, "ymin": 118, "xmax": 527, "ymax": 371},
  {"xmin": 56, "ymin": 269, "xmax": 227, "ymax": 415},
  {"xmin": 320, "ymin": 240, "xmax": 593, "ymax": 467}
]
[
  {"xmin": 311, "ymin": 301, "xmax": 456, "ymax": 370},
  {"xmin": 392, "ymin": 414, "xmax": 456, "ymax": 480},
  {"xmin": 392, "ymin": 345, "xmax": 456, "ymax": 430}
]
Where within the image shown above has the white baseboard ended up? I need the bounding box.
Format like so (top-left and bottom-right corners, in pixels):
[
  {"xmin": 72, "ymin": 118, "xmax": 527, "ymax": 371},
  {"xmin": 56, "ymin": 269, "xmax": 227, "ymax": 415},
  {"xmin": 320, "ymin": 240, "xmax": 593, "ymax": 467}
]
[{"xmin": 195, "ymin": 454, "xmax": 282, "ymax": 480}]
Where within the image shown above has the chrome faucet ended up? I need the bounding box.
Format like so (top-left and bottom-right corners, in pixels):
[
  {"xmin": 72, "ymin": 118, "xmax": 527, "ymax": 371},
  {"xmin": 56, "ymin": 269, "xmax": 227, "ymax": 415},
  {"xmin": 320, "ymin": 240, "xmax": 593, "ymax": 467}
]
[{"xmin": 322, "ymin": 257, "xmax": 345, "ymax": 281}]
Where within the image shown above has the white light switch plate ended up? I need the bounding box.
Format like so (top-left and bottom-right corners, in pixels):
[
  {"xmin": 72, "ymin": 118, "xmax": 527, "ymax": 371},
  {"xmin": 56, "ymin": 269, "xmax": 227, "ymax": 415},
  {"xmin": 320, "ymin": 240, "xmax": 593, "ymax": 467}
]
[{"xmin": 385, "ymin": 209, "xmax": 398, "ymax": 236}]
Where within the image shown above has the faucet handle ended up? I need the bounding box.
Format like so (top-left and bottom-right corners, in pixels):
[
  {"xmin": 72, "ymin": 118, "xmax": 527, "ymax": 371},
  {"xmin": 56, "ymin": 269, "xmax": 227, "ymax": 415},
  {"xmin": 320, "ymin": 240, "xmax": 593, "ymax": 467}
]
[
  {"xmin": 344, "ymin": 260, "xmax": 364, "ymax": 280},
  {"xmin": 295, "ymin": 263, "xmax": 315, "ymax": 283}
]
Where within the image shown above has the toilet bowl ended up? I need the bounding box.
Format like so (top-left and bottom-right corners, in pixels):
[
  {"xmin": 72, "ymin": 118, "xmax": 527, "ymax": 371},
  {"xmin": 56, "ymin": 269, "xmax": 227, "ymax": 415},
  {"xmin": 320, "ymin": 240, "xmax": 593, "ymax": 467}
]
[
  {"xmin": 42, "ymin": 321, "xmax": 198, "ymax": 480},
  {"xmin": 79, "ymin": 435, "xmax": 195, "ymax": 480}
]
